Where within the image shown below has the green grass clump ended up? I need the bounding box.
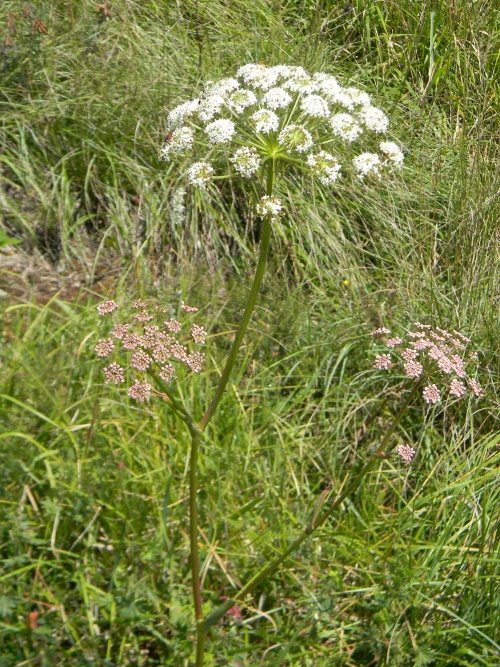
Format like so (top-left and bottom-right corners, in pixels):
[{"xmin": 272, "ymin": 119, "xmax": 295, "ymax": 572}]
[{"xmin": 1, "ymin": 0, "xmax": 500, "ymax": 665}]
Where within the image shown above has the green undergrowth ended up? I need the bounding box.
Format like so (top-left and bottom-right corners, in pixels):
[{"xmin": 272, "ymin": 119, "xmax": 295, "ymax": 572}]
[
  {"xmin": 1, "ymin": 0, "xmax": 500, "ymax": 665},
  {"xmin": 1, "ymin": 273, "xmax": 500, "ymax": 666}
]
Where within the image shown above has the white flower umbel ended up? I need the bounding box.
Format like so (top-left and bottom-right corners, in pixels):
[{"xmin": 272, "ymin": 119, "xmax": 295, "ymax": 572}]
[
  {"xmin": 205, "ymin": 119, "xmax": 236, "ymax": 145},
  {"xmin": 283, "ymin": 74, "xmax": 318, "ymax": 94},
  {"xmin": 307, "ymin": 151, "xmax": 341, "ymax": 185},
  {"xmin": 344, "ymin": 87, "xmax": 371, "ymax": 108},
  {"xmin": 252, "ymin": 109, "xmax": 279, "ymax": 134},
  {"xmin": 278, "ymin": 124, "xmax": 313, "ymax": 152},
  {"xmin": 256, "ymin": 195, "xmax": 283, "ymax": 221},
  {"xmin": 262, "ymin": 87, "xmax": 293, "ymax": 110},
  {"xmin": 167, "ymin": 99, "xmax": 200, "ymax": 130},
  {"xmin": 206, "ymin": 77, "xmax": 240, "ymax": 97},
  {"xmin": 188, "ymin": 162, "xmax": 214, "ymax": 189},
  {"xmin": 358, "ymin": 105, "xmax": 389, "ymax": 133},
  {"xmin": 380, "ymin": 141, "xmax": 404, "ymax": 168},
  {"xmin": 198, "ymin": 94, "xmax": 225, "ymax": 122},
  {"xmin": 159, "ymin": 127, "xmax": 195, "ymax": 161},
  {"xmin": 300, "ymin": 94, "xmax": 330, "ymax": 118},
  {"xmin": 330, "ymin": 113, "xmax": 363, "ymax": 142},
  {"xmin": 169, "ymin": 187, "xmax": 187, "ymax": 225},
  {"xmin": 160, "ymin": 62, "xmax": 405, "ymax": 190},
  {"xmin": 237, "ymin": 63, "xmax": 279, "ymax": 90},
  {"xmin": 230, "ymin": 147, "xmax": 261, "ymax": 177},
  {"xmin": 227, "ymin": 89, "xmax": 257, "ymax": 114},
  {"xmin": 353, "ymin": 152, "xmax": 381, "ymax": 178}
]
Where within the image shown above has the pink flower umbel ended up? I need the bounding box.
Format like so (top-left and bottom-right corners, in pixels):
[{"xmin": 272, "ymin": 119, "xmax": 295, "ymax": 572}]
[
  {"xmin": 95, "ymin": 338, "xmax": 114, "ymax": 357},
  {"xmin": 396, "ymin": 444, "xmax": 416, "ymax": 463},
  {"xmin": 159, "ymin": 364, "xmax": 177, "ymax": 383},
  {"xmin": 130, "ymin": 350, "xmax": 151, "ymax": 371},
  {"xmin": 97, "ymin": 300, "xmax": 118, "ymax": 316},
  {"xmin": 128, "ymin": 380, "xmax": 152, "ymax": 402},
  {"xmin": 467, "ymin": 378, "xmax": 484, "ymax": 397},
  {"xmin": 92, "ymin": 297, "xmax": 206, "ymax": 401},
  {"xmin": 422, "ymin": 384, "xmax": 441, "ymax": 404},
  {"xmin": 190, "ymin": 324, "xmax": 206, "ymax": 345},
  {"xmin": 404, "ymin": 361, "xmax": 423, "ymax": 378},
  {"xmin": 373, "ymin": 353, "xmax": 392, "ymax": 370},
  {"xmin": 103, "ymin": 362, "xmax": 125, "ymax": 385},
  {"xmin": 181, "ymin": 301, "xmax": 199, "ymax": 313},
  {"xmin": 449, "ymin": 379, "xmax": 466, "ymax": 398},
  {"xmin": 370, "ymin": 321, "xmax": 484, "ymax": 403}
]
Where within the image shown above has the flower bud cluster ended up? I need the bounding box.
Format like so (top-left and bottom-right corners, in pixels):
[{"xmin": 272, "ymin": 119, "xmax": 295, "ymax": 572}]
[
  {"xmin": 371, "ymin": 322, "xmax": 484, "ymax": 404},
  {"xmin": 94, "ymin": 299, "xmax": 206, "ymax": 402},
  {"xmin": 160, "ymin": 63, "xmax": 405, "ymax": 206}
]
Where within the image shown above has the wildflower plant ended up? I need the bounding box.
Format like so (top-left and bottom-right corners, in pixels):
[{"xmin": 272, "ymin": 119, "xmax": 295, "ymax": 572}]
[{"xmin": 90, "ymin": 64, "xmax": 482, "ymax": 666}]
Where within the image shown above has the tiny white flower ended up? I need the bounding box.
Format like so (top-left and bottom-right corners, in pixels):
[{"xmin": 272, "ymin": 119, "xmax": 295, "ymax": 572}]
[
  {"xmin": 205, "ymin": 118, "xmax": 236, "ymax": 145},
  {"xmin": 278, "ymin": 124, "xmax": 313, "ymax": 152},
  {"xmin": 262, "ymin": 87, "xmax": 293, "ymax": 110},
  {"xmin": 188, "ymin": 162, "xmax": 214, "ymax": 189},
  {"xmin": 251, "ymin": 109, "xmax": 279, "ymax": 134},
  {"xmin": 330, "ymin": 113, "xmax": 363, "ymax": 142},
  {"xmin": 230, "ymin": 147, "xmax": 261, "ymax": 177},
  {"xmin": 353, "ymin": 152, "xmax": 381, "ymax": 178},
  {"xmin": 226, "ymin": 89, "xmax": 257, "ymax": 114},
  {"xmin": 307, "ymin": 151, "xmax": 341, "ymax": 185},
  {"xmin": 358, "ymin": 105, "xmax": 389, "ymax": 133},
  {"xmin": 256, "ymin": 195, "xmax": 283, "ymax": 220},
  {"xmin": 198, "ymin": 94, "xmax": 225, "ymax": 122},
  {"xmin": 300, "ymin": 94, "xmax": 330, "ymax": 118},
  {"xmin": 380, "ymin": 141, "xmax": 404, "ymax": 167}
]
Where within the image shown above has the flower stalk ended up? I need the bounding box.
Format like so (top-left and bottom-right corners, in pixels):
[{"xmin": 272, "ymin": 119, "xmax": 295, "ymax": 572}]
[{"xmin": 197, "ymin": 159, "xmax": 276, "ymax": 432}]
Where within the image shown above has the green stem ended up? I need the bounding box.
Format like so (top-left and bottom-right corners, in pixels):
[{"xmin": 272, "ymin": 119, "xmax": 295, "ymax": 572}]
[
  {"xmin": 198, "ymin": 160, "xmax": 276, "ymax": 432},
  {"xmin": 203, "ymin": 381, "xmax": 421, "ymax": 630},
  {"xmin": 188, "ymin": 424, "xmax": 203, "ymax": 622}
]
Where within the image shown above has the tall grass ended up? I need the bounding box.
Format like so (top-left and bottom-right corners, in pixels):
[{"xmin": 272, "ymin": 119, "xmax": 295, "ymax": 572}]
[{"xmin": 1, "ymin": 0, "xmax": 500, "ymax": 665}]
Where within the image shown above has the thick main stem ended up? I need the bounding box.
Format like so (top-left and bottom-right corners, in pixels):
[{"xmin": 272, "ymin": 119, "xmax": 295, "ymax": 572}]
[
  {"xmin": 189, "ymin": 425, "xmax": 203, "ymax": 624},
  {"xmin": 198, "ymin": 160, "xmax": 276, "ymax": 432},
  {"xmin": 192, "ymin": 161, "xmax": 277, "ymax": 666},
  {"xmin": 203, "ymin": 381, "xmax": 421, "ymax": 630}
]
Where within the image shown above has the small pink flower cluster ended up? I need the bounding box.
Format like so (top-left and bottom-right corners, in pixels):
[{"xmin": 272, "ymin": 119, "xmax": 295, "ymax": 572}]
[
  {"xmin": 94, "ymin": 298, "xmax": 206, "ymax": 401},
  {"xmin": 371, "ymin": 322, "xmax": 484, "ymax": 404}
]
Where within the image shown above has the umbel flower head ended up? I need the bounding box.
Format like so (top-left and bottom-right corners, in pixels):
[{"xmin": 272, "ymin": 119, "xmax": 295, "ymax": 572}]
[
  {"xmin": 371, "ymin": 322, "xmax": 484, "ymax": 404},
  {"xmin": 93, "ymin": 298, "xmax": 206, "ymax": 402},
  {"xmin": 159, "ymin": 63, "xmax": 405, "ymax": 214}
]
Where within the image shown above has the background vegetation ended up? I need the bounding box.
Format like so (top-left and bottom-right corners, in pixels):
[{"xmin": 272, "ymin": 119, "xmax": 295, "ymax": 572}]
[{"xmin": 1, "ymin": 0, "xmax": 500, "ymax": 665}]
